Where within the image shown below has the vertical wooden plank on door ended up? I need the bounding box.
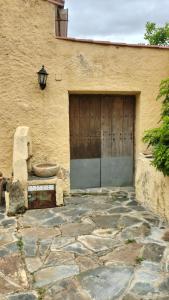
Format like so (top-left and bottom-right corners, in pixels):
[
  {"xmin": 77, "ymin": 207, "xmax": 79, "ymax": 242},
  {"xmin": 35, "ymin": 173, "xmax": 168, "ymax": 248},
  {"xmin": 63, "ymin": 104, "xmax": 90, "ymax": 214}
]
[
  {"xmin": 123, "ymin": 96, "xmax": 134, "ymax": 156},
  {"xmin": 90, "ymin": 95, "xmax": 101, "ymax": 158},
  {"xmin": 79, "ymin": 95, "xmax": 91, "ymax": 159},
  {"xmin": 101, "ymin": 95, "xmax": 134, "ymax": 187},
  {"xmin": 112, "ymin": 96, "xmax": 124, "ymax": 156},
  {"xmin": 101, "ymin": 96, "xmax": 112, "ymax": 158},
  {"xmin": 70, "ymin": 95, "xmax": 80, "ymax": 159}
]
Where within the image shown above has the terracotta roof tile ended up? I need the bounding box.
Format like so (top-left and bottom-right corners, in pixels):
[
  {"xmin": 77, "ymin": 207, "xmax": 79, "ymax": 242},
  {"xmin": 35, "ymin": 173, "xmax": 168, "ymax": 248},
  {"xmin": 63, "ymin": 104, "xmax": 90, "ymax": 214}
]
[{"xmin": 56, "ymin": 36, "xmax": 169, "ymax": 50}]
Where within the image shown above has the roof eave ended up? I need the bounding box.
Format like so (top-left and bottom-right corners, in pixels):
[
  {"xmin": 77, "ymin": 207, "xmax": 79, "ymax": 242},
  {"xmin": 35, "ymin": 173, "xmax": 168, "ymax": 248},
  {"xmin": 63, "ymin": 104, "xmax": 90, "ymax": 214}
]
[
  {"xmin": 48, "ymin": 0, "xmax": 65, "ymax": 7},
  {"xmin": 56, "ymin": 36, "xmax": 169, "ymax": 50}
]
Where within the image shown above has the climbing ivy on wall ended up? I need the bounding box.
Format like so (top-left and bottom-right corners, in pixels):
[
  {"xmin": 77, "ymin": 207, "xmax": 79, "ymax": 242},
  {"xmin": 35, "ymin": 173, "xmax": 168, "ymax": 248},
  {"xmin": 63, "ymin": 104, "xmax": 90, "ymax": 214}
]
[{"xmin": 143, "ymin": 78, "xmax": 169, "ymax": 176}]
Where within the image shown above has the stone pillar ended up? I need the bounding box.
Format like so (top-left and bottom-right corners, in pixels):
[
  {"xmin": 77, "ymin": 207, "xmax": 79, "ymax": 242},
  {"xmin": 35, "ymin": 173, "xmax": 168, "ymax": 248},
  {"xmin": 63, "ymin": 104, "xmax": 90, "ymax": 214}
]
[
  {"xmin": 13, "ymin": 126, "xmax": 32, "ymax": 207},
  {"xmin": 6, "ymin": 180, "xmax": 26, "ymax": 216},
  {"xmin": 56, "ymin": 178, "xmax": 64, "ymax": 206}
]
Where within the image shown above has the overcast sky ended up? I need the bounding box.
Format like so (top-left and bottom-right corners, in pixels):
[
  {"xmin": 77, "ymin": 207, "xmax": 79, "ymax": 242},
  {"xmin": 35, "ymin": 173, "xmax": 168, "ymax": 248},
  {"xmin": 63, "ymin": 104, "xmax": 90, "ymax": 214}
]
[{"xmin": 65, "ymin": 0, "xmax": 169, "ymax": 44}]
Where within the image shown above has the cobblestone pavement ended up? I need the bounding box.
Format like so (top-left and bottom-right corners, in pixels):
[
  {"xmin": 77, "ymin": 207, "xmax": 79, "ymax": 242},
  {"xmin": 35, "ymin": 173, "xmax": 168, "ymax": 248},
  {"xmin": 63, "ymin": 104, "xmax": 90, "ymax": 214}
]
[{"xmin": 1, "ymin": 188, "xmax": 169, "ymax": 299}]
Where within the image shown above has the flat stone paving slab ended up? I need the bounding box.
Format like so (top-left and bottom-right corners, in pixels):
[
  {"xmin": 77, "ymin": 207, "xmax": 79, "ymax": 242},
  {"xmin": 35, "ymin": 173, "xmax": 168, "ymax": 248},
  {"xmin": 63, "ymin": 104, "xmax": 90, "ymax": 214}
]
[
  {"xmin": 34, "ymin": 265, "xmax": 79, "ymax": 288},
  {"xmin": 92, "ymin": 228, "xmax": 120, "ymax": 238},
  {"xmin": 45, "ymin": 251, "xmax": 75, "ymax": 267},
  {"xmin": 91, "ymin": 215, "xmax": 121, "ymax": 229},
  {"xmin": 119, "ymin": 215, "xmax": 142, "ymax": 228},
  {"xmin": 1, "ymin": 218, "xmax": 17, "ymax": 229},
  {"xmin": 75, "ymin": 255, "xmax": 99, "ymax": 272},
  {"xmin": 0, "ymin": 230, "xmax": 14, "ymax": 247},
  {"xmin": 77, "ymin": 265, "xmax": 134, "ymax": 300},
  {"xmin": 25, "ymin": 257, "xmax": 42, "ymax": 273},
  {"xmin": 100, "ymin": 243, "xmax": 143, "ymax": 266},
  {"xmin": 7, "ymin": 292, "xmax": 38, "ymax": 300},
  {"xmin": 142, "ymin": 242, "xmax": 166, "ymax": 262},
  {"xmin": 60, "ymin": 223, "xmax": 95, "ymax": 237},
  {"xmin": 121, "ymin": 222, "xmax": 151, "ymax": 239},
  {"xmin": 63, "ymin": 241, "xmax": 92, "ymax": 255},
  {"xmin": 45, "ymin": 277, "xmax": 91, "ymax": 300},
  {"xmin": 51, "ymin": 237, "xmax": 75, "ymax": 251},
  {"xmin": 78, "ymin": 235, "xmax": 117, "ymax": 253},
  {"xmin": 0, "ymin": 254, "xmax": 28, "ymax": 294},
  {"xmin": 1, "ymin": 188, "xmax": 169, "ymax": 299},
  {"xmin": 19, "ymin": 227, "xmax": 61, "ymax": 240}
]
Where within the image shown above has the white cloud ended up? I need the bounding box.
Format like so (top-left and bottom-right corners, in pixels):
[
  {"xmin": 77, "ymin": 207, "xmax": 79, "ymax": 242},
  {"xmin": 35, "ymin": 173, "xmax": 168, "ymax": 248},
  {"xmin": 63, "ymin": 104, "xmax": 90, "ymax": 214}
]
[{"xmin": 65, "ymin": 0, "xmax": 169, "ymax": 44}]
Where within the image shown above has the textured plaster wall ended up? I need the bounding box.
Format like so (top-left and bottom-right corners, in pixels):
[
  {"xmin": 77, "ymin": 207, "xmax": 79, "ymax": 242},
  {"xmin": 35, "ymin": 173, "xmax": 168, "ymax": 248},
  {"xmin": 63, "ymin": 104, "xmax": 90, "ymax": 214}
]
[
  {"xmin": 1, "ymin": 0, "xmax": 169, "ymax": 192},
  {"xmin": 136, "ymin": 154, "xmax": 169, "ymax": 222}
]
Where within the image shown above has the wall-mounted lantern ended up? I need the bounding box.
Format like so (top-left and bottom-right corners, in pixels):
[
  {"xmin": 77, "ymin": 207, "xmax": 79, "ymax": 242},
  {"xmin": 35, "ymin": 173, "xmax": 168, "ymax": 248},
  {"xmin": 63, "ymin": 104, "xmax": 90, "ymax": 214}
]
[{"xmin": 37, "ymin": 65, "xmax": 48, "ymax": 90}]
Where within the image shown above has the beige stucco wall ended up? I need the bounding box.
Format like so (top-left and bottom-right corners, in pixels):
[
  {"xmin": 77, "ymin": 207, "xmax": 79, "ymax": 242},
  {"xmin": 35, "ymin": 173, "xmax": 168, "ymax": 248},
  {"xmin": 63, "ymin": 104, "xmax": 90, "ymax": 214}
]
[
  {"xmin": 136, "ymin": 154, "xmax": 169, "ymax": 222},
  {"xmin": 1, "ymin": 0, "xmax": 169, "ymax": 192}
]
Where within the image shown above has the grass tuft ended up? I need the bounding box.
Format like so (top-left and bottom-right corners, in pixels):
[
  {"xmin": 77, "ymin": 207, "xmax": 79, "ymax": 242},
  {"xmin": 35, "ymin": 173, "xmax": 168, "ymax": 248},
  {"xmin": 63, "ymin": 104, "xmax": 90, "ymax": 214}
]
[
  {"xmin": 125, "ymin": 239, "xmax": 136, "ymax": 244},
  {"xmin": 37, "ymin": 288, "xmax": 46, "ymax": 300},
  {"xmin": 17, "ymin": 237, "xmax": 24, "ymax": 253},
  {"xmin": 135, "ymin": 256, "xmax": 144, "ymax": 264}
]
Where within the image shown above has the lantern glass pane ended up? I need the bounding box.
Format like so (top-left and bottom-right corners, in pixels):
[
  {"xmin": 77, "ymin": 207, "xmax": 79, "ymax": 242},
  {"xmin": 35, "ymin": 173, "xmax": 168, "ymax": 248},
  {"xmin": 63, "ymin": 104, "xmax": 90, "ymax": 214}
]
[
  {"xmin": 38, "ymin": 73, "xmax": 41, "ymax": 84},
  {"xmin": 43, "ymin": 74, "xmax": 47, "ymax": 85}
]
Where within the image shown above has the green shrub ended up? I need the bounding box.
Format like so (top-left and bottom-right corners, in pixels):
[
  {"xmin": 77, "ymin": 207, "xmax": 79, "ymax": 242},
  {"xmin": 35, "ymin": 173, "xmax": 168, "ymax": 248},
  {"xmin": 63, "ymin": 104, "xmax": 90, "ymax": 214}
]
[
  {"xmin": 143, "ymin": 78, "xmax": 169, "ymax": 176},
  {"xmin": 144, "ymin": 22, "xmax": 169, "ymax": 46}
]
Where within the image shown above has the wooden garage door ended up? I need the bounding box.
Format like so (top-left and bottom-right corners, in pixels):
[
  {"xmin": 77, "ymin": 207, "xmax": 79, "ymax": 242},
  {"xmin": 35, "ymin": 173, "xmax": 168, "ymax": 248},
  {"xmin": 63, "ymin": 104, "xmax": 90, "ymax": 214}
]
[{"xmin": 69, "ymin": 95, "xmax": 135, "ymax": 188}]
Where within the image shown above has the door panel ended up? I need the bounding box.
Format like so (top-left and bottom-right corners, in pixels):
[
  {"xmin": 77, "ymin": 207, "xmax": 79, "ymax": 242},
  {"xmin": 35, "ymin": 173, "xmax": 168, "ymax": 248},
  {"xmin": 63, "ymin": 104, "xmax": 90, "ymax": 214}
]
[
  {"xmin": 69, "ymin": 95, "xmax": 135, "ymax": 189},
  {"xmin": 70, "ymin": 95, "xmax": 101, "ymax": 188},
  {"xmin": 101, "ymin": 95, "xmax": 134, "ymax": 186}
]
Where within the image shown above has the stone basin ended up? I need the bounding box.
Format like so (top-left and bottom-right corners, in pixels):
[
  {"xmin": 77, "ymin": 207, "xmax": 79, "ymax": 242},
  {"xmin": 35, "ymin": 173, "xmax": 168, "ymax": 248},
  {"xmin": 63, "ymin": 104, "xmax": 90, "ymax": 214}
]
[{"xmin": 33, "ymin": 163, "xmax": 57, "ymax": 178}]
